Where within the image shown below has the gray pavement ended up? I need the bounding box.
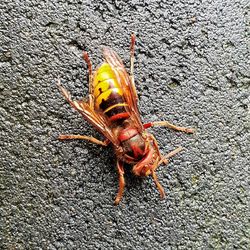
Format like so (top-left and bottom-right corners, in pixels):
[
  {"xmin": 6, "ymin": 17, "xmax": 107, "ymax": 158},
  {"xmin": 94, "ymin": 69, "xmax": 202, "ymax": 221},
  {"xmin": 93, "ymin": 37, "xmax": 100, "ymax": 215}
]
[{"xmin": 1, "ymin": 0, "xmax": 249, "ymax": 249}]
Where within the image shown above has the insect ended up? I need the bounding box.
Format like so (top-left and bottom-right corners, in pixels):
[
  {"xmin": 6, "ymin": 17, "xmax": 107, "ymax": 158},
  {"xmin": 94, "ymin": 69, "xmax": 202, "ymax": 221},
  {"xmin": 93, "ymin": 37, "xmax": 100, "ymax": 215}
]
[{"xmin": 57, "ymin": 34, "xmax": 194, "ymax": 205}]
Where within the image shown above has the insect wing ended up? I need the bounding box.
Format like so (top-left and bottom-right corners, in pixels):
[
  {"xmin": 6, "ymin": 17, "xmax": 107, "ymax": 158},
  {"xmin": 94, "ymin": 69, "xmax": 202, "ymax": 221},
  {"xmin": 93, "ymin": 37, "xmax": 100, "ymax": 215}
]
[
  {"xmin": 103, "ymin": 47, "xmax": 143, "ymax": 131},
  {"xmin": 57, "ymin": 82, "xmax": 120, "ymax": 146}
]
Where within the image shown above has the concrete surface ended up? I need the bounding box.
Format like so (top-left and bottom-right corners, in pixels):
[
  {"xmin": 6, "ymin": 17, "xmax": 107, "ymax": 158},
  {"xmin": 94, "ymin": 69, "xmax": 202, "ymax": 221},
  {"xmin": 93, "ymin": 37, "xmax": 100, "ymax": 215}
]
[{"xmin": 1, "ymin": 0, "xmax": 249, "ymax": 249}]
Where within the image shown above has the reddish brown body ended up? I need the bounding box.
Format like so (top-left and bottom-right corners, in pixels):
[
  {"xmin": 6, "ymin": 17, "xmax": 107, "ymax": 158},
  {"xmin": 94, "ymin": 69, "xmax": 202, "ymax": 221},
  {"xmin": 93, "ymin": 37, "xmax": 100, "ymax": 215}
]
[{"xmin": 57, "ymin": 34, "xmax": 194, "ymax": 205}]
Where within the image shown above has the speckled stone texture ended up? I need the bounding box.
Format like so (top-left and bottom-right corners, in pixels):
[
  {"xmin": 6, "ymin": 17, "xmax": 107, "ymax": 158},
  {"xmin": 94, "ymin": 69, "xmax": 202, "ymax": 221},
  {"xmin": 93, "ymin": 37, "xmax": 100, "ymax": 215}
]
[{"xmin": 1, "ymin": 0, "xmax": 249, "ymax": 249}]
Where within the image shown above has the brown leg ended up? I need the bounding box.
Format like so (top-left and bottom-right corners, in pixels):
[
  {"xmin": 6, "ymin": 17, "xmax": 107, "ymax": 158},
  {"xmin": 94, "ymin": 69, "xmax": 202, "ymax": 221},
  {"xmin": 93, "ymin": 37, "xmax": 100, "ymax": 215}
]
[
  {"xmin": 149, "ymin": 134, "xmax": 168, "ymax": 165},
  {"xmin": 152, "ymin": 146, "xmax": 184, "ymax": 199},
  {"xmin": 144, "ymin": 121, "xmax": 195, "ymax": 134},
  {"xmin": 114, "ymin": 161, "xmax": 125, "ymax": 205},
  {"xmin": 83, "ymin": 51, "xmax": 94, "ymax": 109},
  {"xmin": 83, "ymin": 51, "xmax": 92, "ymax": 92},
  {"xmin": 158, "ymin": 146, "xmax": 183, "ymax": 166},
  {"xmin": 58, "ymin": 134, "xmax": 109, "ymax": 146},
  {"xmin": 151, "ymin": 170, "xmax": 165, "ymax": 199},
  {"xmin": 130, "ymin": 33, "xmax": 135, "ymax": 82}
]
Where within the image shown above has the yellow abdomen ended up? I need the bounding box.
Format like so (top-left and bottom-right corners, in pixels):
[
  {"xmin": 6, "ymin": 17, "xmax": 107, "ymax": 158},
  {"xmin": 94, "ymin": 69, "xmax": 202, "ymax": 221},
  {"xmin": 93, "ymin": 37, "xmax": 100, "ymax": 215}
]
[{"xmin": 93, "ymin": 63, "xmax": 129, "ymax": 121}]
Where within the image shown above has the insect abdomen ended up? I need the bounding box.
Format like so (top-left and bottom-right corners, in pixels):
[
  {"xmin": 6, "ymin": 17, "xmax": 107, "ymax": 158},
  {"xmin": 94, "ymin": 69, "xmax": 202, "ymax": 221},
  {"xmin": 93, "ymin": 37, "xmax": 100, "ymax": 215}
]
[{"xmin": 93, "ymin": 63, "xmax": 129, "ymax": 121}]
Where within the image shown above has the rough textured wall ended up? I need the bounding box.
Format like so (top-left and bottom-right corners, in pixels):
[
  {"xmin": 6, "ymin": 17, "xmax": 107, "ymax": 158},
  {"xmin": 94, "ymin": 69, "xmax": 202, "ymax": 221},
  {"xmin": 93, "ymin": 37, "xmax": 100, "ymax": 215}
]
[{"xmin": 1, "ymin": 0, "xmax": 249, "ymax": 249}]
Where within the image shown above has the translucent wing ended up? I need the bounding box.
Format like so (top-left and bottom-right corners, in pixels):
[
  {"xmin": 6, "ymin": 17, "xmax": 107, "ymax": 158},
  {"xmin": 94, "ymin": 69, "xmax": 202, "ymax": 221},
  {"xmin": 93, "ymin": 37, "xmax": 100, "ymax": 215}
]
[
  {"xmin": 57, "ymin": 82, "xmax": 120, "ymax": 147},
  {"xmin": 103, "ymin": 47, "xmax": 144, "ymax": 131}
]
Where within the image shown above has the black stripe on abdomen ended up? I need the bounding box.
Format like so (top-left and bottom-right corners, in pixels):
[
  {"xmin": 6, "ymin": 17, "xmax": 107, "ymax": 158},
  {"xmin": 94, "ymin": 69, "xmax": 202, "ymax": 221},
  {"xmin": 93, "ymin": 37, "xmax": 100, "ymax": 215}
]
[
  {"xmin": 99, "ymin": 91, "xmax": 125, "ymax": 111},
  {"xmin": 105, "ymin": 105, "xmax": 127, "ymax": 117}
]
